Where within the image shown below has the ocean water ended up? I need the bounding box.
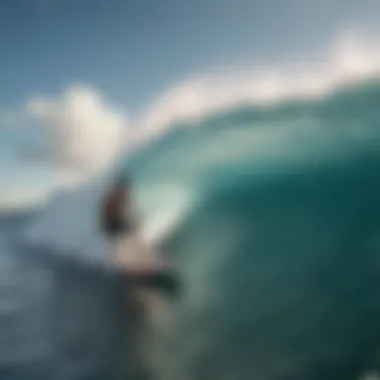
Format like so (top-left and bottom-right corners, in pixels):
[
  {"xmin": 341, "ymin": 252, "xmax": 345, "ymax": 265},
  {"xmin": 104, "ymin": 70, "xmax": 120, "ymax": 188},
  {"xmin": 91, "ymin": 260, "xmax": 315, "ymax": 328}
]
[
  {"xmin": 1, "ymin": 78, "xmax": 380, "ymax": 380},
  {"xmin": 129, "ymin": 79, "xmax": 380, "ymax": 380}
]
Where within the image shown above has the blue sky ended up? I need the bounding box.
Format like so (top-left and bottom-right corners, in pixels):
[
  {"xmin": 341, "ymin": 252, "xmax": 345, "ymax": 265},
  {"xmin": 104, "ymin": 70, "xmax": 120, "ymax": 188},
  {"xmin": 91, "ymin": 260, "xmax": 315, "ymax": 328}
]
[
  {"xmin": 1, "ymin": 0, "xmax": 379, "ymax": 109},
  {"xmin": 1, "ymin": 0, "xmax": 380, "ymax": 210}
]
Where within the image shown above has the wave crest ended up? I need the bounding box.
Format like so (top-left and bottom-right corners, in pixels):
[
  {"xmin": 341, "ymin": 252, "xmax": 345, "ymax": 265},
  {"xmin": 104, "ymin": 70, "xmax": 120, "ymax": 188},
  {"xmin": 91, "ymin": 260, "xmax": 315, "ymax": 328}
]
[{"xmin": 137, "ymin": 31, "xmax": 380, "ymax": 142}]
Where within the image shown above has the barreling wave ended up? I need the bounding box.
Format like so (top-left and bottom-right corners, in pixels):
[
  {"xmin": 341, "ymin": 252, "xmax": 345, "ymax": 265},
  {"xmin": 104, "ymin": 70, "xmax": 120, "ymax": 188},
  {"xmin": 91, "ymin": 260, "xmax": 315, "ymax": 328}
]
[
  {"xmin": 126, "ymin": 74, "xmax": 380, "ymax": 380},
  {"xmin": 8, "ymin": 39, "xmax": 380, "ymax": 379}
]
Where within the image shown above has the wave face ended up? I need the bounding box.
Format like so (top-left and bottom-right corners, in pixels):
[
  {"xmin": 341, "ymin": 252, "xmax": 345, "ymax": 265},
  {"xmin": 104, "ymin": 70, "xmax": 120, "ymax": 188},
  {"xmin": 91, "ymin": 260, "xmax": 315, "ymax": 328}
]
[
  {"xmin": 1, "ymin": 78, "xmax": 380, "ymax": 380},
  {"xmin": 127, "ymin": 79, "xmax": 380, "ymax": 380}
]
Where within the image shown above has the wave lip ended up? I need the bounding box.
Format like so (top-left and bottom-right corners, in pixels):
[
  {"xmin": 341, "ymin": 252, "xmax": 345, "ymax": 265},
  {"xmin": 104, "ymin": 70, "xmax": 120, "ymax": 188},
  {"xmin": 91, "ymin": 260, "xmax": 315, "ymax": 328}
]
[{"xmin": 136, "ymin": 31, "xmax": 380, "ymax": 143}]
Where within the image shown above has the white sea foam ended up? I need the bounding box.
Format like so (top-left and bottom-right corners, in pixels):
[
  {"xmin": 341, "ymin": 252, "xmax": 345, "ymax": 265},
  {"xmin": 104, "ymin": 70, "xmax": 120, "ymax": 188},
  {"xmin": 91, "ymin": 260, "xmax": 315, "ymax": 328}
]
[{"xmin": 137, "ymin": 30, "xmax": 380, "ymax": 142}]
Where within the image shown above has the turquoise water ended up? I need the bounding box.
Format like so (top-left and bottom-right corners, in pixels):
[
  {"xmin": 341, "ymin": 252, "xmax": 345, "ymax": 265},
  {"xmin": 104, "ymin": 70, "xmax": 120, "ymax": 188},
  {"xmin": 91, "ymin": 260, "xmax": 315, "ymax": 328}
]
[
  {"xmin": 0, "ymin": 78, "xmax": 380, "ymax": 380},
  {"xmin": 125, "ymin": 79, "xmax": 380, "ymax": 380}
]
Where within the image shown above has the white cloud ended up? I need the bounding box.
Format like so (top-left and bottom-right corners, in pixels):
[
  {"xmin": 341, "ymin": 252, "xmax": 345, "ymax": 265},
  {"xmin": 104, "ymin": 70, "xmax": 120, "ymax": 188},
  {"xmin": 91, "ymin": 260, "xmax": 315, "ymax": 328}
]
[
  {"xmin": 331, "ymin": 31, "xmax": 380, "ymax": 79},
  {"xmin": 25, "ymin": 85, "xmax": 127, "ymax": 180}
]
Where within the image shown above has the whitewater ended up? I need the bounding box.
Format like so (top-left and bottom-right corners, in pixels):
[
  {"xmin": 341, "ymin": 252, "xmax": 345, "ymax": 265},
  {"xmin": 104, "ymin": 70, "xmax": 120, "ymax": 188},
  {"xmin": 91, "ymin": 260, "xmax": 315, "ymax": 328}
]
[{"xmin": 1, "ymin": 35, "xmax": 380, "ymax": 380}]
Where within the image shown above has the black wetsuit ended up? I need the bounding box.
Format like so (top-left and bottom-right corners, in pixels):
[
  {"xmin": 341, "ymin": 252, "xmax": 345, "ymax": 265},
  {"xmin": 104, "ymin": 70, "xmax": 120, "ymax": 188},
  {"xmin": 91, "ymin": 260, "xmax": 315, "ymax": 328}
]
[{"xmin": 102, "ymin": 215, "xmax": 135, "ymax": 238}]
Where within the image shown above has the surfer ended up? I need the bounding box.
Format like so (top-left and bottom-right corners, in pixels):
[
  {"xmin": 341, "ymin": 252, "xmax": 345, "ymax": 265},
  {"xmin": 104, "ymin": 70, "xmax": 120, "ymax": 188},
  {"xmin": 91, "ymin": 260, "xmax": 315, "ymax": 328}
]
[
  {"xmin": 100, "ymin": 174, "xmax": 153, "ymax": 378},
  {"xmin": 101, "ymin": 175, "xmax": 132, "ymax": 239},
  {"xmin": 100, "ymin": 174, "xmax": 181, "ymax": 378},
  {"xmin": 100, "ymin": 174, "xmax": 149, "ymax": 267}
]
